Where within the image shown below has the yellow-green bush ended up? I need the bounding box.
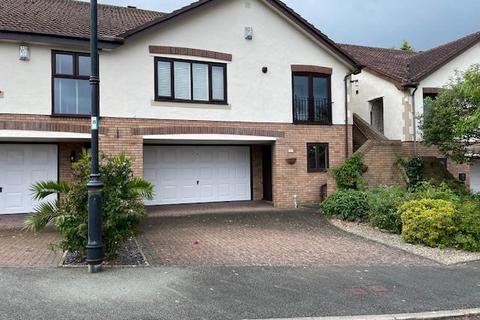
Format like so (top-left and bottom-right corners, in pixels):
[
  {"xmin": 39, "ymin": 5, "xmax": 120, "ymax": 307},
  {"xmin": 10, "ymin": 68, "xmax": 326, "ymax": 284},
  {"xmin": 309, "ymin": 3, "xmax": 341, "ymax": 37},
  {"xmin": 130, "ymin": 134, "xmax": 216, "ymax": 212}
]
[
  {"xmin": 453, "ymin": 201, "xmax": 480, "ymax": 252},
  {"xmin": 400, "ymin": 199, "xmax": 458, "ymax": 248}
]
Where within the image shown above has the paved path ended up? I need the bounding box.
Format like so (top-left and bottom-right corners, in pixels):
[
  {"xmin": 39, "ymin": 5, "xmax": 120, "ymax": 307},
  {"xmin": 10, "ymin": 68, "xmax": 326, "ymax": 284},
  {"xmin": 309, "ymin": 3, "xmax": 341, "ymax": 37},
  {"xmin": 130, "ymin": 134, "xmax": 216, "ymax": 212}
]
[
  {"xmin": 0, "ymin": 263, "xmax": 479, "ymax": 320},
  {"xmin": 0, "ymin": 216, "xmax": 62, "ymax": 267},
  {"xmin": 139, "ymin": 210, "xmax": 434, "ymax": 267}
]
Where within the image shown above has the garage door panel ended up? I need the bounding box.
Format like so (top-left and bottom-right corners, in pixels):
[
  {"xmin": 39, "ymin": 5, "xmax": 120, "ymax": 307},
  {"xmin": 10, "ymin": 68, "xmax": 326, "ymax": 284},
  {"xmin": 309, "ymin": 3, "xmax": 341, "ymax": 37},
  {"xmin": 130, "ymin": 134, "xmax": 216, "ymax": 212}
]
[
  {"xmin": 32, "ymin": 150, "xmax": 49, "ymax": 164},
  {"xmin": 5, "ymin": 193, "xmax": 23, "ymax": 209},
  {"xmin": 6, "ymin": 171, "xmax": 23, "ymax": 185},
  {"xmin": 180, "ymin": 185, "xmax": 196, "ymax": 200},
  {"xmin": 7, "ymin": 150, "xmax": 24, "ymax": 164},
  {"xmin": 31, "ymin": 170, "xmax": 49, "ymax": 183},
  {"xmin": 0, "ymin": 144, "xmax": 57, "ymax": 215},
  {"xmin": 159, "ymin": 186, "xmax": 178, "ymax": 201},
  {"xmin": 144, "ymin": 146, "xmax": 251, "ymax": 205},
  {"xmin": 144, "ymin": 149, "xmax": 157, "ymax": 165}
]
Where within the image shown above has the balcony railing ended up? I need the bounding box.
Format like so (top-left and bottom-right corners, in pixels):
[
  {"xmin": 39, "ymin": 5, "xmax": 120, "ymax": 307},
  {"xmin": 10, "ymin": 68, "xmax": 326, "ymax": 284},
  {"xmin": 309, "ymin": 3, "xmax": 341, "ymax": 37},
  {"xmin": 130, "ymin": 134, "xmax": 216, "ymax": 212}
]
[{"xmin": 293, "ymin": 96, "xmax": 332, "ymax": 124}]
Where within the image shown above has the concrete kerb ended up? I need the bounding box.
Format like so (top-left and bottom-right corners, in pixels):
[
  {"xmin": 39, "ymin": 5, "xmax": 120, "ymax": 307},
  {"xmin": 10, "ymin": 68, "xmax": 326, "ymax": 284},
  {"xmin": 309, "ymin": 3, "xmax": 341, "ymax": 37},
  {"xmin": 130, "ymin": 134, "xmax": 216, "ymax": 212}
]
[{"xmin": 248, "ymin": 308, "xmax": 480, "ymax": 320}]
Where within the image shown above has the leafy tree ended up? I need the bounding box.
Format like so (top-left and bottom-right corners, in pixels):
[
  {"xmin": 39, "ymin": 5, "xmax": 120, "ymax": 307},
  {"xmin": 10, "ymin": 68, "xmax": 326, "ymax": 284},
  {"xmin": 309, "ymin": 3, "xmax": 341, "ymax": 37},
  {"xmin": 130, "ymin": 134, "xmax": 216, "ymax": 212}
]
[
  {"xmin": 25, "ymin": 151, "xmax": 154, "ymax": 259},
  {"xmin": 420, "ymin": 64, "xmax": 480, "ymax": 163},
  {"xmin": 400, "ymin": 40, "xmax": 415, "ymax": 52}
]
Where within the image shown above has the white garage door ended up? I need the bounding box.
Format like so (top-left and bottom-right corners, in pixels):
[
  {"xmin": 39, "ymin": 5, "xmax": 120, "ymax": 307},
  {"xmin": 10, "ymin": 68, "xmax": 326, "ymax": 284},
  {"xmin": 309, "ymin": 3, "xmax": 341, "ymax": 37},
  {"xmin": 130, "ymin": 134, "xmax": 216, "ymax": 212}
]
[
  {"xmin": 471, "ymin": 160, "xmax": 480, "ymax": 193},
  {"xmin": 144, "ymin": 146, "xmax": 251, "ymax": 205},
  {"xmin": 0, "ymin": 144, "xmax": 58, "ymax": 215}
]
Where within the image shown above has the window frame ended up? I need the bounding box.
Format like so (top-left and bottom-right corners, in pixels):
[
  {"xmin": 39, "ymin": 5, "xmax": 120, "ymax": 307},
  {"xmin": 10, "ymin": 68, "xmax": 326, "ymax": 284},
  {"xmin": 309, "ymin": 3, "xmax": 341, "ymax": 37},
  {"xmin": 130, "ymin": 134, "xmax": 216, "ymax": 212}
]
[
  {"xmin": 292, "ymin": 72, "xmax": 332, "ymax": 125},
  {"xmin": 154, "ymin": 57, "xmax": 228, "ymax": 105},
  {"xmin": 51, "ymin": 50, "xmax": 91, "ymax": 118},
  {"xmin": 306, "ymin": 143, "xmax": 329, "ymax": 173}
]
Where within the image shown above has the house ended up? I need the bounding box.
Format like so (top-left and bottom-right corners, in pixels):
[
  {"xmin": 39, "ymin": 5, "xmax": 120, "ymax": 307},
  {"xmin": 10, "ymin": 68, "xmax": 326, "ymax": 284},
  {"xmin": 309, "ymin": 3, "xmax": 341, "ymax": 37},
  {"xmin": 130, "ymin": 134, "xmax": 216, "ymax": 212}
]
[
  {"xmin": 340, "ymin": 32, "xmax": 480, "ymax": 192},
  {"xmin": 0, "ymin": 0, "xmax": 361, "ymax": 214}
]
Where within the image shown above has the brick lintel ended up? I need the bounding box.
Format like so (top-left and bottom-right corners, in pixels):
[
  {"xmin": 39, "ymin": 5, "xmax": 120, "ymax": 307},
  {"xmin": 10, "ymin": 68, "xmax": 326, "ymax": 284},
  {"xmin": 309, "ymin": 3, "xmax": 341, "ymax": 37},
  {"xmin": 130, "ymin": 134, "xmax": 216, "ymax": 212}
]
[{"xmin": 149, "ymin": 45, "xmax": 233, "ymax": 62}]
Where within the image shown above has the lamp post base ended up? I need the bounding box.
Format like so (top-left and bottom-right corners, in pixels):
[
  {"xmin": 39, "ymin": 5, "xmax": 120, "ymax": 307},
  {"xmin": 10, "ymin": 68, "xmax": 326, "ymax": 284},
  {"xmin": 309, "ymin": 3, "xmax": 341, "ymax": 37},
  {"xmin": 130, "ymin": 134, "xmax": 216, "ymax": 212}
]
[
  {"xmin": 86, "ymin": 174, "xmax": 104, "ymax": 272},
  {"xmin": 88, "ymin": 264, "xmax": 103, "ymax": 273}
]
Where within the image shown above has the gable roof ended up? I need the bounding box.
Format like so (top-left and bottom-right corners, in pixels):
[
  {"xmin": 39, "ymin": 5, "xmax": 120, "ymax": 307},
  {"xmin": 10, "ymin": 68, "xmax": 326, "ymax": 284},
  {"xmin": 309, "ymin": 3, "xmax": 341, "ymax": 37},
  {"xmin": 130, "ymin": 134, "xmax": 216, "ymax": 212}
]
[
  {"xmin": 118, "ymin": 0, "xmax": 360, "ymax": 68},
  {"xmin": 340, "ymin": 31, "xmax": 480, "ymax": 88},
  {"xmin": 0, "ymin": 0, "xmax": 360, "ymax": 69}
]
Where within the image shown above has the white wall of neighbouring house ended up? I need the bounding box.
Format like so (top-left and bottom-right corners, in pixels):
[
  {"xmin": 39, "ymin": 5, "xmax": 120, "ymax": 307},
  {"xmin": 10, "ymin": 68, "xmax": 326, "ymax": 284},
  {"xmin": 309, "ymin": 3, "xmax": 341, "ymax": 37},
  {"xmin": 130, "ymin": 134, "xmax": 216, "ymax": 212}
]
[
  {"xmin": 470, "ymin": 160, "xmax": 480, "ymax": 193},
  {"xmin": 349, "ymin": 70, "xmax": 406, "ymax": 141},
  {"xmin": 415, "ymin": 42, "xmax": 480, "ymax": 132},
  {"xmin": 0, "ymin": 0, "xmax": 355, "ymax": 124}
]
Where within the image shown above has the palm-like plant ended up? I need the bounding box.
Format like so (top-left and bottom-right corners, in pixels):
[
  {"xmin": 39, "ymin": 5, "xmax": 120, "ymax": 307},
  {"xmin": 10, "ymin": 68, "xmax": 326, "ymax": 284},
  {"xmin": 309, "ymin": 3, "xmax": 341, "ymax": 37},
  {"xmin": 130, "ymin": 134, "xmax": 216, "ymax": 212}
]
[
  {"xmin": 24, "ymin": 151, "xmax": 154, "ymax": 259},
  {"xmin": 25, "ymin": 181, "xmax": 71, "ymax": 232}
]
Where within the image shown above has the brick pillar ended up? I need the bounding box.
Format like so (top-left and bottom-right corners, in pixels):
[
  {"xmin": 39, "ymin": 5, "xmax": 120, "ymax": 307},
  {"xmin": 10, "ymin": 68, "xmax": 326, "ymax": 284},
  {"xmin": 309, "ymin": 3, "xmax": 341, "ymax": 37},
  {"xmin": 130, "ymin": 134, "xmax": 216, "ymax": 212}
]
[
  {"xmin": 58, "ymin": 142, "xmax": 87, "ymax": 183},
  {"xmin": 99, "ymin": 127, "xmax": 143, "ymax": 177},
  {"xmin": 251, "ymin": 145, "xmax": 263, "ymax": 201}
]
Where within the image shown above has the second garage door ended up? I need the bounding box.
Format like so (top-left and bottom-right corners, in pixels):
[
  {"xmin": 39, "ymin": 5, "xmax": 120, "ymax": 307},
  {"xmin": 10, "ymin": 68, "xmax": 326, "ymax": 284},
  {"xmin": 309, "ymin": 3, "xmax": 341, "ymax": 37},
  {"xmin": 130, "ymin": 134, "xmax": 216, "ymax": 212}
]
[{"xmin": 144, "ymin": 146, "xmax": 251, "ymax": 205}]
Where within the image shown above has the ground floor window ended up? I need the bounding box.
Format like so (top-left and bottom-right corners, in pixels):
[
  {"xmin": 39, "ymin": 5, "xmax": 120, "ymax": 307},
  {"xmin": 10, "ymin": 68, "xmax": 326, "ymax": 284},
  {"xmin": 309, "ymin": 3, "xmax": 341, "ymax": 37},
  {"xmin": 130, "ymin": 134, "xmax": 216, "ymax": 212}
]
[{"xmin": 307, "ymin": 143, "xmax": 329, "ymax": 172}]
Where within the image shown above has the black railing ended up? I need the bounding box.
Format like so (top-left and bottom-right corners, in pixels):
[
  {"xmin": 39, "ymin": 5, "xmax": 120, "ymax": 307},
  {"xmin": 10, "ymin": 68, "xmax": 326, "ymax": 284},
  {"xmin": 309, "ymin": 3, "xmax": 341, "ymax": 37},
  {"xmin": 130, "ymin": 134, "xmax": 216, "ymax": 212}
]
[{"xmin": 293, "ymin": 96, "xmax": 332, "ymax": 124}]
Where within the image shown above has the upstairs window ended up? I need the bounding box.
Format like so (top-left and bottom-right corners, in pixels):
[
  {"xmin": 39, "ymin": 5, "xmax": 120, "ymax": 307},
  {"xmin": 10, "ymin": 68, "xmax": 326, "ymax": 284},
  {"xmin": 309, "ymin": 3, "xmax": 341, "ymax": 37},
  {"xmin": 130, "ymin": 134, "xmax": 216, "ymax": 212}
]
[
  {"xmin": 423, "ymin": 89, "xmax": 440, "ymax": 116},
  {"xmin": 52, "ymin": 51, "xmax": 91, "ymax": 116},
  {"xmin": 307, "ymin": 143, "xmax": 329, "ymax": 172},
  {"xmin": 293, "ymin": 72, "xmax": 332, "ymax": 124},
  {"xmin": 155, "ymin": 57, "xmax": 227, "ymax": 104}
]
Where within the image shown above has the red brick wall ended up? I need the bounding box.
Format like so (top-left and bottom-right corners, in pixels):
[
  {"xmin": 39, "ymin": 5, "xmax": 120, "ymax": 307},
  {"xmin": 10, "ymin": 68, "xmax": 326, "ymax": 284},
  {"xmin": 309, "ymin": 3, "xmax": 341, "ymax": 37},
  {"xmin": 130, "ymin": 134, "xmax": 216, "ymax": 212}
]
[
  {"xmin": 357, "ymin": 141, "xmax": 406, "ymax": 187},
  {"xmin": 58, "ymin": 142, "xmax": 86, "ymax": 183},
  {"xmin": 0, "ymin": 114, "xmax": 352, "ymax": 208},
  {"xmin": 356, "ymin": 140, "xmax": 470, "ymax": 189},
  {"xmin": 401, "ymin": 142, "xmax": 470, "ymax": 186},
  {"xmin": 251, "ymin": 145, "xmax": 264, "ymax": 201}
]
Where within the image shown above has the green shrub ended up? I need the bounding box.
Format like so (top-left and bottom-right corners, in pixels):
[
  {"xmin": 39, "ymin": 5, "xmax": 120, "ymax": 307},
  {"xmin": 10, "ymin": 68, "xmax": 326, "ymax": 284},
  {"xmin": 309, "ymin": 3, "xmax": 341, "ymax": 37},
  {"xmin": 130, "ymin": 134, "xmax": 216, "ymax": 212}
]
[
  {"xmin": 453, "ymin": 201, "xmax": 480, "ymax": 252},
  {"xmin": 321, "ymin": 190, "xmax": 369, "ymax": 221},
  {"xmin": 400, "ymin": 199, "xmax": 457, "ymax": 248},
  {"xmin": 411, "ymin": 181, "xmax": 460, "ymax": 203},
  {"xmin": 367, "ymin": 186, "xmax": 407, "ymax": 234},
  {"xmin": 401, "ymin": 157, "xmax": 424, "ymax": 190},
  {"xmin": 26, "ymin": 151, "xmax": 154, "ymax": 260},
  {"xmin": 334, "ymin": 154, "xmax": 367, "ymax": 190}
]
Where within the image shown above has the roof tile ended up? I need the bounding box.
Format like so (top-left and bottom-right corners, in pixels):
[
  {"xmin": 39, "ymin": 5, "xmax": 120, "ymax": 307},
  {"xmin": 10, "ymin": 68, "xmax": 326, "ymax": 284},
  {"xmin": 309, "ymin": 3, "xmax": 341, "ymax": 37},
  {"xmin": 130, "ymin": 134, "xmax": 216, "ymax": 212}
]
[
  {"xmin": 0, "ymin": 0, "xmax": 163, "ymax": 42},
  {"xmin": 341, "ymin": 31, "xmax": 480, "ymax": 86}
]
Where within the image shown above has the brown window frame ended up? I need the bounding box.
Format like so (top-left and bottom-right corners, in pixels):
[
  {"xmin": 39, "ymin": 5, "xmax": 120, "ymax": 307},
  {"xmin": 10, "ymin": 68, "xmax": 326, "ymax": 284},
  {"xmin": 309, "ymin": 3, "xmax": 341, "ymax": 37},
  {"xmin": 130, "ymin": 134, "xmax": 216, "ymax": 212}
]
[
  {"xmin": 154, "ymin": 57, "xmax": 228, "ymax": 105},
  {"xmin": 307, "ymin": 143, "xmax": 329, "ymax": 173},
  {"xmin": 51, "ymin": 50, "xmax": 91, "ymax": 117},
  {"xmin": 292, "ymin": 72, "xmax": 332, "ymax": 125}
]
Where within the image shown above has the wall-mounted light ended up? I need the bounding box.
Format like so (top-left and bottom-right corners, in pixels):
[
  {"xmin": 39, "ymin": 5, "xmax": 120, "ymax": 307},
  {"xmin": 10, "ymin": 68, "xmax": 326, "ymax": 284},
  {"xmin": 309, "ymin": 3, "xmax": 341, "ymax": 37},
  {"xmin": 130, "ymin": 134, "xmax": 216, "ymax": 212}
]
[
  {"xmin": 19, "ymin": 45, "xmax": 30, "ymax": 61},
  {"xmin": 244, "ymin": 27, "xmax": 253, "ymax": 40},
  {"xmin": 0, "ymin": 90, "xmax": 4, "ymax": 98},
  {"xmin": 70, "ymin": 151, "xmax": 76, "ymax": 163},
  {"xmin": 262, "ymin": 66, "xmax": 268, "ymax": 74},
  {"xmin": 350, "ymin": 79, "xmax": 359, "ymax": 95}
]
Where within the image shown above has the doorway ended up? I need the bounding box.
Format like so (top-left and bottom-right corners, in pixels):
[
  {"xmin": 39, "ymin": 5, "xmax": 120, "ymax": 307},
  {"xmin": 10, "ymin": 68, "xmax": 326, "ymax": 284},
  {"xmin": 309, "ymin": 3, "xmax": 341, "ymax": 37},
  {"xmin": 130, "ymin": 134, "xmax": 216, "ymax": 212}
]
[
  {"xmin": 262, "ymin": 145, "xmax": 273, "ymax": 202},
  {"xmin": 370, "ymin": 98, "xmax": 384, "ymax": 134}
]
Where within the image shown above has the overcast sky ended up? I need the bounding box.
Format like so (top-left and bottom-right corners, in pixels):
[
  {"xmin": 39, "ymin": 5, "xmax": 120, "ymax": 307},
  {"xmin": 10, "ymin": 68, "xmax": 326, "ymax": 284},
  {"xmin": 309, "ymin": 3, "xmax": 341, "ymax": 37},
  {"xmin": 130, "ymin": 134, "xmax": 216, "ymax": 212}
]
[{"xmin": 98, "ymin": 0, "xmax": 480, "ymax": 50}]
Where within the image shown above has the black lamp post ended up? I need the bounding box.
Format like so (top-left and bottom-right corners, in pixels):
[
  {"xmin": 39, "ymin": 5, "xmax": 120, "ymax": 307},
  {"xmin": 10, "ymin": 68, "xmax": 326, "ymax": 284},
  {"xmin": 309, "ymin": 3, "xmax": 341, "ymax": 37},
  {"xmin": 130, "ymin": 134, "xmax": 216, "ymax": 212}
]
[{"xmin": 86, "ymin": 0, "xmax": 104, "ymax": 273}]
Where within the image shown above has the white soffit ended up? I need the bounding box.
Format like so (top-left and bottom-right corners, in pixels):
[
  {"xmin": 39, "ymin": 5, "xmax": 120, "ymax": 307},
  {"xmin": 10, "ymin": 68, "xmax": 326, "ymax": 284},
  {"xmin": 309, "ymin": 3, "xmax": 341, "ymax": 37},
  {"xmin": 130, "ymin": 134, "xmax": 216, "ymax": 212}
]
[
  {"xmin": 143, "ymin": 134, "xmax": 277, "ymax": 144},
  {"xmin": 0, "ymin": 130, "xmax": 91, "ymax": 142}
]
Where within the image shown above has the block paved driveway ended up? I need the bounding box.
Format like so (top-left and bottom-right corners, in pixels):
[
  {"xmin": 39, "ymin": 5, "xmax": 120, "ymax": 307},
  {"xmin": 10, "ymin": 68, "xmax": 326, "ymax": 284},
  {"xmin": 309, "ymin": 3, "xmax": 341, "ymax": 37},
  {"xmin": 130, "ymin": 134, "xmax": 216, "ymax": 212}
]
[
  {"xmin": 139, "ymin": 207, "xmax": 433, "ymax": 267},
  {"xmin": 0, "ymin": 205, "xmax": 433, "ymax": 268},
  {"xmin": 0, "ymin": 215, "xmax": 63, "ymax": 267}
]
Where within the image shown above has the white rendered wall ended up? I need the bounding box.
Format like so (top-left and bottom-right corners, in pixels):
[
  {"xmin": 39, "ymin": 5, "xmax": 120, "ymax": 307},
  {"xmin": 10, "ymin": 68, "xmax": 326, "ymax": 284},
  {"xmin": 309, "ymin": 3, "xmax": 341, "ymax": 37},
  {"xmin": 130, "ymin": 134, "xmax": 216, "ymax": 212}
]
[
  {"xmin": 0, "ymin": 0, "xmax": 354, "ymax": 124},
  {"xmin": 349, "ymin": 70, "xmax": 406, "ymax": 140}
]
